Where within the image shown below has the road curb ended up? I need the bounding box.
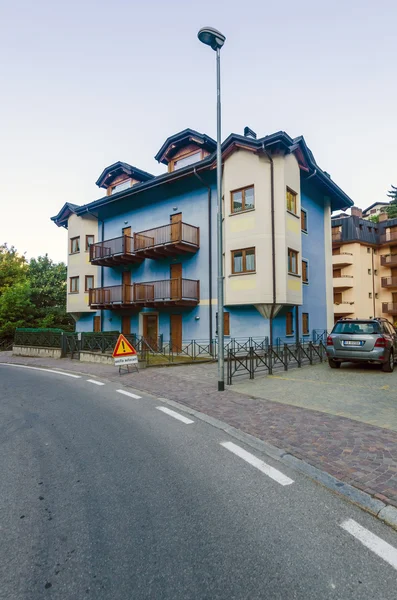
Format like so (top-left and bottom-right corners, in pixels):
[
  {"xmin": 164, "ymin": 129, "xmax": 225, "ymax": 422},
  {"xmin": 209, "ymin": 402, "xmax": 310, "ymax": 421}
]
[{"xmin": 156, "ymin": 396, "xmax": 397, "ymax": 531}]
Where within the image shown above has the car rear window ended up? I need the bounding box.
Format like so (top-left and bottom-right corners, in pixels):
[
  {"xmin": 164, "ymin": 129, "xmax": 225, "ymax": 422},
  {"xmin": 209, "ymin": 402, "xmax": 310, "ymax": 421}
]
[{"xmin": 332, "ymin": 321, "xmax": 381, "ymax": 335}]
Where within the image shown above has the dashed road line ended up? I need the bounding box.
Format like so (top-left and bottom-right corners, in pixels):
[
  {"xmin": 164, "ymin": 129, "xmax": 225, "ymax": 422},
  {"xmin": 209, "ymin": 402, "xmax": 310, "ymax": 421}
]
[
  {"xmin": 0, "ymin": 364, "xmax": 81, "ymax": 378},
  {"xmin": 220, "ymin": 441, "xmax": 294, "ymax": 486},
  {"xmin": 340, "ymin": 519, "xmax": 397, "ymax": 571},
  {"xmin": 156, "ymin": 406, "xmax": 194, "ymax": 424},
  {"xmin": 116, "ymin": 389, "xmax": 142, "ymax": 399},
  {"xmin": 87, "ymin": 379, "xmax": 105, "ymax": 386}
]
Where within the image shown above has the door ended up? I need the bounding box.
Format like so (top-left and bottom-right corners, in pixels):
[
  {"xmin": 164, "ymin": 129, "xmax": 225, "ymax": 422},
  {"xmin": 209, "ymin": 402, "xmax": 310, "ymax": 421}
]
[
  {"xmin": 333, "ymin": 269, "xmax": 342, "ymax": 278},
  {"xmin": 392, "ymin": 268, "xmax": 397, "ymax": 282},
  {"xmin": 93, "ymin": 316, "xmax": 101, "ymax": 332},
  {"xmin": 170, "ymin": 263, "xmax": 182, "ymax": 299},
  {"xmin": 170, "ymin": 213, "xmax": 182, "ymax": 242},
  {"xmin": 143, "ymin": 314, "xmax": 158, "ymax": 350},
  {"xmin": 122, "ymin": 271, "xmax": 132, "ymax": 303},
  {"xmin": 334, "ymin": 292, "xmax": 342, "ymax": 304},
  {"xmin": 123, "ymin": 226, "xmax": 132, "ymax": 254},
  {"xmin": 122, "ymin": 316, "xmax": 130, "ymax": 335},
  {"xmin": 170, "ymin": 314, "xmax": 182, "ymax": 353}
]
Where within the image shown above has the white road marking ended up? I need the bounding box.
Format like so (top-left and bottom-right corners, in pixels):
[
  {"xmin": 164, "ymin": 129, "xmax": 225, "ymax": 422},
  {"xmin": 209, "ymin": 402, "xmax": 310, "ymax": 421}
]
[
  {"xmin": 116, "ymin": 389, "xmax": 142, "ymax": 399},
  {"xmin": 0, "ymin": 363, "xmax": 81, "ymax": 378},
  {"xmin": 220, "ymin": 441, "xmax": 294, "ymax": 486},
  {"xmin": 87, "ymin": 379, "xmax": 105, "ymax": 386},
  {"xmin": 156, "ymin": 406, "xmax": 194, "ymax": 424},
  {"xmin": 340, "ymin": 519, "xmax": 397, "ymax": 571}
]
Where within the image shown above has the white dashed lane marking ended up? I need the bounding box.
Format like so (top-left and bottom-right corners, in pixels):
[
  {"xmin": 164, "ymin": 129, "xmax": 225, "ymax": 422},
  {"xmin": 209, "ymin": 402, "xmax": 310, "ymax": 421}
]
[
  {"xmin": 87, "ymin": 379, "xmax": 105, "ymax": 386},
  {"xmin": 0, "ymin": 364, "xmax": 81, "ymax": 378},
  {"xmin": 340, "ymin": 519, "xmax": 397, "ymax": 571},
  {"xmin": 220, "ymin": 441, "xmax": 294, "ymax": 486},
  {"xmin": 156, "ymin": 406, "xmax": 194, "ymax": 424},
  {"xmin": 116, "ymin": 389, "xmax": 142, "ymax": 399}
]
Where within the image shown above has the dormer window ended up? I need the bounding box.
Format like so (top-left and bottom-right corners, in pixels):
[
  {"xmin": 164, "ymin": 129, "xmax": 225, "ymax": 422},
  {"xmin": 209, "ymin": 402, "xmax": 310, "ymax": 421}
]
[
  {"xmin": 111, "ymin": 179, "xmax": 131, "ymax": 194},
  {"xmin": 173, "ymin": 151, "xmax": 202, "ymax": 171}
]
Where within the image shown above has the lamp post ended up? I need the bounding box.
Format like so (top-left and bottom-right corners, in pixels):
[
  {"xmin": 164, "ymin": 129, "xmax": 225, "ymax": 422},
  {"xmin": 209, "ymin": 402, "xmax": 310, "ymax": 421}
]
[{"xmin": 197, "ymin": 26, "xmax": 226, "ymax": 392}]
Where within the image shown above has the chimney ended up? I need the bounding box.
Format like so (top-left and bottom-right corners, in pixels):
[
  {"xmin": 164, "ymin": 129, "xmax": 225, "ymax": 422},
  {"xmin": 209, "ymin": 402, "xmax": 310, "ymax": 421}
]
[
  {"xmin": 244, "ymin": 126, "xmax": 257, "ymax": 139},
  {"xmin": 351, "ymin": 206, "xmax": 363, "ymax": 218},
  {"xmin": 379, "ymin": 211, "xmax": 388, "ymax": 223}
]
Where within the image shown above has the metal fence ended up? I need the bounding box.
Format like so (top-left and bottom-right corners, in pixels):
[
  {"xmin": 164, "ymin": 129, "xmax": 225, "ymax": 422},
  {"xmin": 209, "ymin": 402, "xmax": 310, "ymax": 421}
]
[
  {"xmin": 14, "ymin": 329, "xmax": 64, "ymax": 348},
  {"xmin": 227, "ymin": 341, "xmax": 326, "ymax": 384},
  {"xmin": 0, "ymin": 338, "xmax": 13, "ymax": 352}
]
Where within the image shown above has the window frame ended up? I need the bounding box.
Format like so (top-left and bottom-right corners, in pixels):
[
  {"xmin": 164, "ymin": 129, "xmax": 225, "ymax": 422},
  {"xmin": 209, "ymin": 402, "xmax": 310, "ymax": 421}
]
[
  {"xmin": 286, "ymin": 312, "xmax": 294, "ymax": 336},
  {"xmin": 85, "ymin": 275, "xmax": 94, "ymax": 292},
  {"xmin": 288, "ymin": 248, "xmax": 299, "ymax": 276},
  {"xmin": 111, "ymin": 179, "xmax": 131, "ymax": 195},
  {"xmin": 302, "ymin": 259, "xmax": 309, "ymax": 284},
  {"xmin": 85, "ymin": 235, "xmax": 95, "ymax": 251},
  {"xmin": 301, "ymin": 208, "xmax": 308, "ymax": 233},
  {"xmin": 302, "ymin": 312, "xmax": 309, "ymax": 336},
  {"xmin": 231, "ymin": 247, "xmax": 256, "ymax": 275},
  {"xmin": 230, "ymin": 185, "xmax": 255, "ymax": 214},
  {"xmin": 286, "ymin": 187, "xmax": 298, "ymax": 215},
  {"xmin": 69, "ymin": 276, "xmax": 79, "ymax": 293},
  {"xmin": 70, "ymin": 236, "xmax": 80, "ymax": 254},
  {"xmin": 170, "ymin": 149, "xmax": 203, "ymax": 172}
]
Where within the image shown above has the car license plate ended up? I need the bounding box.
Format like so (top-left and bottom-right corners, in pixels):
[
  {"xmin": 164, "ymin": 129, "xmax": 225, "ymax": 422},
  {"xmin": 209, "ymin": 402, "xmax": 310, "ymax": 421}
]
[{"xmin": 343, "ymin": 340, "xmax": 363, "ymax": 346}]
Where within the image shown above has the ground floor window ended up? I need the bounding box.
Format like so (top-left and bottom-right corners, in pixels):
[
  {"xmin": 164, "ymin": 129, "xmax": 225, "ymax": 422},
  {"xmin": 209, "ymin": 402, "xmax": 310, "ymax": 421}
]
[
  {"xmin": 286, "ymin": 312, "xmax": 294, "ymax": 336},
  {"xmin": 93, "ymin": 316, "xmax": 101, "ymax": 332},
  {"xmin": 302, "ymin": 312, "xmax": 309, "ymax": 335},
  {"xmin": 216, "ymin": 312, "xmax": 230, "ymax": 336}
]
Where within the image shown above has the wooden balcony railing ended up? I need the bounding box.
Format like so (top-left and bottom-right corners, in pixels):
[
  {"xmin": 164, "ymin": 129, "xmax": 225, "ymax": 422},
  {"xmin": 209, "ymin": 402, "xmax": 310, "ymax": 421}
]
[
  {"xmin": 89, "ymin": 278, "xmax": 200, "ymax": 309},
  {"xmin": 332, "ymin": 231, "xmax": 342, "ymax": 242},
  {"xmin": 134, "ymin": 222, "xmax": 199, "ymax": 258},
  {"xmin": 380, "ymin": 231, "xmax": 397, "ymax": 244},
  {"xmin": 380, "ymin": 254, "xmax": 397, "ymax": 266},
  {"xmin": 381, "ymin": 277, "xmax": 397, "ymax": 288},
  {"xmin": 90, "ymin": 236, "xmax": 143, "ymax": 266},
  {"xmin": 382, "ymin": 302, "xmax": 397, "ymax": 314}
]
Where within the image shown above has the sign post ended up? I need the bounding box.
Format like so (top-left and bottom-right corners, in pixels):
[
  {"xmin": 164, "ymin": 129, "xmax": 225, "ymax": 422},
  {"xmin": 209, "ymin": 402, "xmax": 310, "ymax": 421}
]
[{"xmin": 112, "ymin": 334, "xmax": 139, "ymax": 375}]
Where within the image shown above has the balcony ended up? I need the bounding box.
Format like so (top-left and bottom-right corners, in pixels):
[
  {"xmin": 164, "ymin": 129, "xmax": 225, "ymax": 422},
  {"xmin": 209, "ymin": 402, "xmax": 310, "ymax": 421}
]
[
  {"xmin": 90, "ymin": 236, "xmax": 143, "ymax": 267},
  {"xmin": 333, "ymin": 302, "xmax": 354, "ymax": 315},
  {"xmin": 134, "ymin": 222, "xmax": 199, "ymax": 259},
  {"xmin": 332, "ymin": 231, "xmax": 342, "ymax": 243},
  {"xmin": 382, "ymin": 302, "xmax": 397, "ymax": 315},
  {"xmin": 380, "ymin": 254, "xmax": 397, "ymax": 267},
  {"xmin": 333, "ymin": 275, "xmax": 354, "ymax": 289},
  {"xmin": 380, "ymin": 231, "xmax": 397, "ymax": 245},
  {"xmin": 89, "ymin": 278, "xmax": 200, "ymax": 309},
  {"xmin": 381, "ymin": 277, "xmax": 397, "ymax": 289},
  {"xmin": 332, "ymin": 252, "xmax": 353, "ymax": 267}
]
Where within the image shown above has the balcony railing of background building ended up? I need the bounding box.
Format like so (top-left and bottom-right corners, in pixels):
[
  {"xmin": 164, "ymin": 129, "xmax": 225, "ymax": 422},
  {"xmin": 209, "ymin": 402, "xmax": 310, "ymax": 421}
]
[
  {"xmin": 380, "ymin": 254, "xmax": 397, "ymax": 266},
  {"xmin": 380, "ymin": 231, "xmax": 397, "ymax": 244},
  {"xmin": 382, "ymin": 302, "xmax": 397, "ymax": 315},
  {"xmin": 381, "ymin": 277, "xmax": 397, "ymax": 289}
]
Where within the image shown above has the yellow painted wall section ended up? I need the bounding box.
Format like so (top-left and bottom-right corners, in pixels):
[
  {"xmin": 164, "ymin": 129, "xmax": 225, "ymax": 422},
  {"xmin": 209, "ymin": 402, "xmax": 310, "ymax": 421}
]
[
  {"xmin": 281, "ymin": 153, "xmax": 302, "ymax": 306},
  {"xmin": 67, "ymin": 213, "xmax": 99, "ymax": 314}
]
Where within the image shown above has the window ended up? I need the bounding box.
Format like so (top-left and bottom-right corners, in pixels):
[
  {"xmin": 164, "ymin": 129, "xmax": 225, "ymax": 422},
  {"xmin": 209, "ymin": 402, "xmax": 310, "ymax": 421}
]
[
  {"xmin": 86, "ymin": 235, "xmax": 95, "ymax": 251},
  {"xmin": 216, "ymin": 312, "xmax": 230, "ymax": 336},
  {"xmin": 369, "ymin": 292, "xmax": 372, "ymax": 299},
  {"xmin": 85, "ymin": 275, "xmax": 94, "ymax": 291},
  {"xmin": 286, "ymin": 187, "xmax": 297, "ymax": 214},
  {"xmin": 288, "ymin": 249, "xmax": 299, "ymax": 275},
  {"xmin": 368, "ymin": 269, "xmax": 371, "ymax": 275},
  {"xmin": 231, "ymin": 186, "xmax": 255, "ymax": 213},
  {"xmin": 367, "ymin": 247, "xmax": 371, "ymax": 253},
  {"xmin": 286, "ymin": 312, "xmax": 294, "ymax": 336},
  {"xmin": 374, "ymin": 269, "xmax": 378, "ymax": 275},
  {"xmin": 70, "ymin": 237, "xmax": 80, "ymax": 254},
  {"xmin": 111, "ymin": 179, "xmax": 131, "ymax": 194},
  {"xmin": 231, "ymin": 248, "xmax": 255, "ymax": 274},
  {"xmin": 302, "ymin": 260, "xmax": 309, "ymax": 284},
  {"xmin": 70, "ymin": 276, "xmax": 79, "ymax": 293},
  {"xmin": 302, "ymin": 313, "xmax": 309, "ymax": 335},
  {"xmin": 301, "ymin": 209, "xmax": 308, "ymax": 232},
  {"xmin": 333, "ymin": 321, "xmax": 381, "ymax": 335},
  {"xmin": 173, "ymin": 151, "xmax": 201, "ymax": 171},
  {"xmin": 375, "ymin": 293, "xmax": 379, "ymax": 299}
]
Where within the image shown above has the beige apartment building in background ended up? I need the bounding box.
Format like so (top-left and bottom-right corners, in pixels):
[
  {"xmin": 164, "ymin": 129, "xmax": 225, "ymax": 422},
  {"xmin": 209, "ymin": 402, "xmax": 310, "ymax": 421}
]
[{"xmin": 332, "ymin": 206, "xmax": 397, "ymax": 325}]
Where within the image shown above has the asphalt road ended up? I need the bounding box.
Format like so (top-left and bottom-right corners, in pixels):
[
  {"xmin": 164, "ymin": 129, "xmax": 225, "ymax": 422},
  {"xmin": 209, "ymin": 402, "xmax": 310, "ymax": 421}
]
[{"xmin": 1, "ymin": 364, "xmax": 397, "ymax": 600}]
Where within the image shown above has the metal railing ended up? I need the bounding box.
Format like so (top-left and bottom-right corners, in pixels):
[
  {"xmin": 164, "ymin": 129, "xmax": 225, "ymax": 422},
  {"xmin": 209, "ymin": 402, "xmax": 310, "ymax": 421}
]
[
  {"xmin": 0, "ymin": 338, "xmax": 13, "ymax": 351},
  {"xmin": 134, "ymin": 222, "xmax": 199, "ymax": 250},
  {"xmin": 89, "ymin": 279, "xmax": 200, "ymax": 307},
  {"xmin": 14, "ymin": 330, "xmax": 64, "ymax": 348},
  {"xmin": 381, "ymin": 254, "xmax": 397, "ymax": 266},
  {"xmin": 382, "ymin": 302, "xmax": 397, "ymax": 314},
  {"xmin": 381, "ymin": 277, "xmax": 397, "ymax": 288},
  {"xmin": 90, "ymin": 236, "xmax": 135, "ymax": 261},
  {"xmin": 380, "ymin": 231, "xmax": 397, "ymax": 244}
]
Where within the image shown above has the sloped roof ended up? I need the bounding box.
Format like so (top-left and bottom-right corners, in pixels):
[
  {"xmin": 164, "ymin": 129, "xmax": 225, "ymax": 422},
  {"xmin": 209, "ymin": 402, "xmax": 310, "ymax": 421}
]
[{"xmin": 95, "ymin": 161, "xmax": 154, "ymax": 188}]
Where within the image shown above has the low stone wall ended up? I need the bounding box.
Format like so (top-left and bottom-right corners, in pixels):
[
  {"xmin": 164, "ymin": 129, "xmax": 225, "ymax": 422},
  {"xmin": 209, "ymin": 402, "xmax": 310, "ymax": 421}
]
[{"xmin": 12, "ymin": 345, "xmax": 62, "ymax": 359}]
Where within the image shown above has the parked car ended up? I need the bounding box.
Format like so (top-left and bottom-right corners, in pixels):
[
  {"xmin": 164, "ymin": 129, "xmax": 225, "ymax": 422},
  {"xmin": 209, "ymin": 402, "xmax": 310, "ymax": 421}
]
[{"xmin": 326, "ymin": 318, "xmax": 397, "ymax": 372}]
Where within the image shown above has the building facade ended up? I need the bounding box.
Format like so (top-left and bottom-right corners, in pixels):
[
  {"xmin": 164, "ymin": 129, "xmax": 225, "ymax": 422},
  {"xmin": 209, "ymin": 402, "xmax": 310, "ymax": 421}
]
[
  {"xmin": 52, "ymin": 128, "xmax": 352, "ymax": 346},
  {"xmin": 332, "ymin": 208, "xmax": 397, "ymax": 325}
]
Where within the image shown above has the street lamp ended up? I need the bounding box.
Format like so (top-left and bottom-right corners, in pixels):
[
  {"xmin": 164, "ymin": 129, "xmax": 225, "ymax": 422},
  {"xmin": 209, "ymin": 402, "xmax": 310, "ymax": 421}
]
[{"xmin": 197, "ymin": 26, "xmax": 226, "ymax": 392}]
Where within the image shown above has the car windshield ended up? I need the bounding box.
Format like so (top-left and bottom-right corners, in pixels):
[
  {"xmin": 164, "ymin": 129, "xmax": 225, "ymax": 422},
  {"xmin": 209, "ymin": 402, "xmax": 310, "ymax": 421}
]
[{"xmin": 332, "ymin": 321, "xmax": 381, "ymax": 335}]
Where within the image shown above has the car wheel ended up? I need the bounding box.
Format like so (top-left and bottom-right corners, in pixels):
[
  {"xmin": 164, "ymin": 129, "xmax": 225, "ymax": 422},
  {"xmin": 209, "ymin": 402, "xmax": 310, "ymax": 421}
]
[
  {"xmin": 329, "ymin": 359, "xmax": 341, "ymax": 369},
  {"xmin": 382, "ymin": 350, "xmax": 394, "ymax": 373}
]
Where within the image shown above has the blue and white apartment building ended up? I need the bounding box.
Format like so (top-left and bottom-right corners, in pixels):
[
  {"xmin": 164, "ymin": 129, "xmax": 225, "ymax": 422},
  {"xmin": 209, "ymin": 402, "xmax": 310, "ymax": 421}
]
[{"xmin": 52, "ymin": 127, "xmax": 353, "ymax": 348}]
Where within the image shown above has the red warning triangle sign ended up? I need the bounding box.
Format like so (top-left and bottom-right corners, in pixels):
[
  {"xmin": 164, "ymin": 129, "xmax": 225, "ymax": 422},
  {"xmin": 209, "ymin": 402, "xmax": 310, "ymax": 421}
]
[{"xmin": 112, "ymin": 334, "xmax": 137, "ymax": 358}]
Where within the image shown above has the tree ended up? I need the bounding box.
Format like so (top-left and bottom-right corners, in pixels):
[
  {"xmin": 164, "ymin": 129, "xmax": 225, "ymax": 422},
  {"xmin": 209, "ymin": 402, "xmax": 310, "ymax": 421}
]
[
  {"xmin": 0, "ymin": 281, "xmax": 35, "ymax": 337},
  {"xmin": 0, "ymin": 244, "xmax": 27, "ymax": 294},
  {"xmin": 386, "ymin": 185, "xmax": 397, "ymax": 218},
  {"xmin": 367, "ymin": 214, "xmax": 379, "ymax": 224}
]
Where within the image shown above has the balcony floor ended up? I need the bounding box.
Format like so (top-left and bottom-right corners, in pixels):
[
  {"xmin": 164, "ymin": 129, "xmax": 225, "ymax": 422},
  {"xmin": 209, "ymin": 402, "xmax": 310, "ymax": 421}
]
[
  {"xmin": 91, "ymin": 253, "xmax": 144, "ymax": 267},
  {"xmin": 135, "ymin": 241, "xmax": 199, "ymax": 259}
]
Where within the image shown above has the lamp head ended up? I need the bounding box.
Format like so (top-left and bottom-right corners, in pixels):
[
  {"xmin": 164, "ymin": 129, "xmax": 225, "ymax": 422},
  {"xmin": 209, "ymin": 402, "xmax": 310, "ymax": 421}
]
[{"xmin": 197, "ymin": 27, "xmax": 226, "ymax": 51}]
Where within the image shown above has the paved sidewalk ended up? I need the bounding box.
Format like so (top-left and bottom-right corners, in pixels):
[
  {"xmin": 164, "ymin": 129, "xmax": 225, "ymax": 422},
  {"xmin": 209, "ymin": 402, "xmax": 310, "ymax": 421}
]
[{"xmin": 2, "ymin": 352, "xmax": 397, "ymax": 507}]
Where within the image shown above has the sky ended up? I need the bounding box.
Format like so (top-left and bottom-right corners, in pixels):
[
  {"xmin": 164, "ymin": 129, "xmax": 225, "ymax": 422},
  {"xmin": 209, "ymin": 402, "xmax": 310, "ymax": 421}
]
[{"xmin": 1, "ymin": 0, "xmax": 396, "ymax": 263}]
